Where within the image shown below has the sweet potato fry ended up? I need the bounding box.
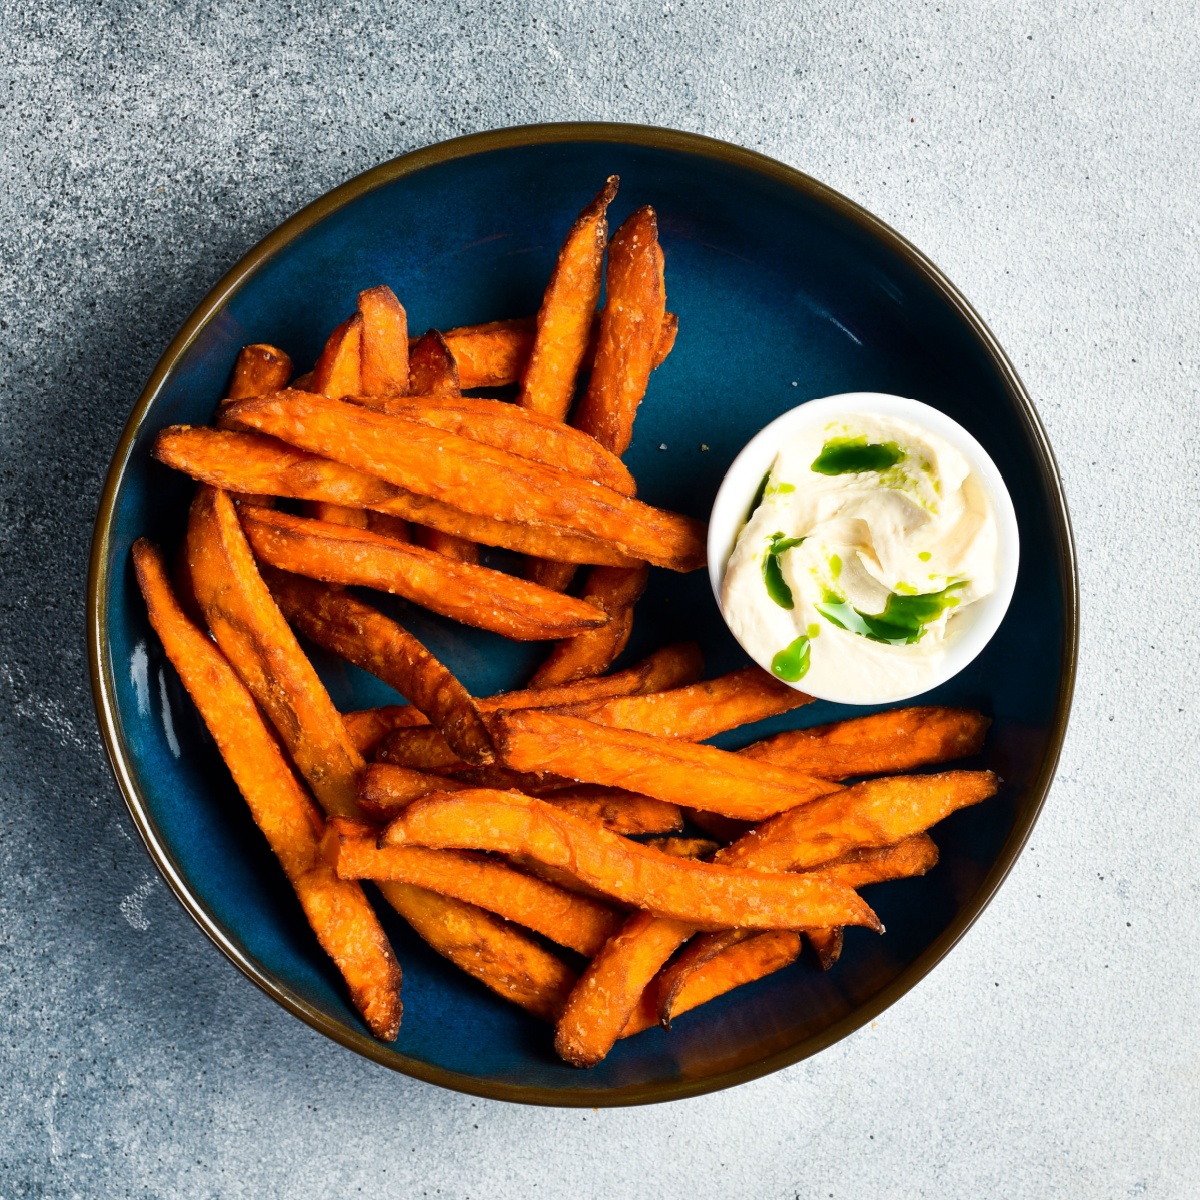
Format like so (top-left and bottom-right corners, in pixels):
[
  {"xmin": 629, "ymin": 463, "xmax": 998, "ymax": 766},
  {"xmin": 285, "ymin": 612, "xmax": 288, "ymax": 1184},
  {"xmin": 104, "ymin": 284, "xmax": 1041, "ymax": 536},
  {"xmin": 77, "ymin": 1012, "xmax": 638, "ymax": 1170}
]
[
  {"xmin": 716, "ymin": 772, "xmax": 999, "ymax": 873},
  {"xmin": 365, "ymin": 512, "xmax": 412, "ymax": 542},
  {"xmin": 680, "ymin": 809, "xmax": 753, "ymax": 844},
  {"xmin": 301, "ymin": 501, "xmax": 369, "ymax": 527},
  {"xmin": 439, "ymin": 310, "xmax": 677, "ymax": 389},
  {"xmin": 739, "ymin": 706, "xmax": 991, "ymax": 779},
  {"xmin": 572, "ymin": 206, "xmax": 666, "ymax": 457},
  {"xmin": 239, "ymin": 507, "xmax": 609, "ymax": 641},
  {"xmin": 541, "ymin": 785, "xmax": 683, "ymax": 836},
  {"xmin": 376, "ymin": 880, "xmax": 575, "ymax": 1021},
  {"xmin": 807, "ymin": 927, "xmax": 844, "ymax": 970},
  {"xmin": 556, "ymin": 910, "xmax": 693, "ymax": 1067},
  {"xmin": 357, "ymin": 285, "xmax": 409, "ymax": 397},
  {"xmin": 493, "ymin": 710, "xmax": 843, "ymax": 821},
  {"xmin": 440, "ymin": 317, "xmax": 535, "ymax": 389},
  {"xmin": 381, "ymin": 789, "xmax": 882, "ymax": 932},
  {"xmin": 412, "ymin": 526, "xmax": 480, "ymax": 563},
  {"xmin": 643, "ymin": 836, "xmax": 719, "ymax": 859},
  {"xmin": 323, "ymin": 818, "xmax": 620, "ymax": 956},
  {"xmin": 340, "ymin": 642, "xmax": 703, "ymax": 754},
  {"xmin": 225, "ymin": 344, "xmax": 293, "ymax": 403},
  {"xmin": 186, "ymin": 487, "xmax": 366, "ymax": 820},
  {"xmin": 526, "ymin": 559, "xmax": 580, "ymax": 592},
  {"xmin": 264, "ymin": 568, "xmax": 493, "ymax": 765},
  {"xmin": 651, "ymin": 931, "xmax": 803, "ymax": 1032},
  {"xmin": 528, "ymin": 564, "xmax": 649, "ymax": 686},
  {"xmin": 655, "ymin": 928, "xmax": 756, "ymax": 1024},
  {"xmin": 553, "ymin": 666, "xmax": 813, "ymax": 740},
  {"xmin": 518, "ymin": 177, "xmax": 617, "ymax": 419},
  {"xmin": 376, "ymin": 725, "xmax": 478, "ymax": 771},
  {"xmin": 131, "ymin": 539, "xmax": 400, "ymax": 1040},
  {"xmin": 222, "ymin": 393, "xmax": 706, "ymax": 571},
  {"xmin": 358, "ymin": 762, "xmax": 470, "ymax": 819},
  {"xmin": 311, "ymin": 314, "xmax": 363, "ymax": 399},
  {"xmin": 354, "ymin": 395, "xmax": 636, "ymax": 497},
  {"xmin": 407, "ymin": 329, "xmax": 460, "ymax": 397},
  {"xmin": 157, "ymin": 427, "xmax": 633, "ymax": 566}
]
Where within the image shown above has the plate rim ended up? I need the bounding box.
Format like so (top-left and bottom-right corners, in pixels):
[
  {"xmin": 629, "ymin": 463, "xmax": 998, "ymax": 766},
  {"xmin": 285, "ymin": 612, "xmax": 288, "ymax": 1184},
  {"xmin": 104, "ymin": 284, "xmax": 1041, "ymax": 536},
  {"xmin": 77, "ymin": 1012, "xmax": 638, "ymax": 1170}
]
[{"xmin": 87, "ymin": 120, "xmax": 1079, "ymax": 1107}]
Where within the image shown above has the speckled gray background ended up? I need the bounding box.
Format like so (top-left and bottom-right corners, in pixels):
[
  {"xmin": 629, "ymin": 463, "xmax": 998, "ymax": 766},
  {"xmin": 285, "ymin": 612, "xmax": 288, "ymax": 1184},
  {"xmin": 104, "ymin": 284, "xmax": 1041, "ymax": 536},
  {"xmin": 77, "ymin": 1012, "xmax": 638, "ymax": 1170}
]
[{"xmin": 2, "ymin": 2, "xmax": 1197, "ymax": 1196}]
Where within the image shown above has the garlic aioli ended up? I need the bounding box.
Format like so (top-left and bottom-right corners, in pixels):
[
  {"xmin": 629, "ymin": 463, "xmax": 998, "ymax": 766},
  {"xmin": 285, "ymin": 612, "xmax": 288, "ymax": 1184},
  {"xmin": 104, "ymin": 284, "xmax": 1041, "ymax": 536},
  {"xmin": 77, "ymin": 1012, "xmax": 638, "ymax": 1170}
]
[{"xmin": 720, "ymin": 413, "xmax": 998, "ymax": 703}]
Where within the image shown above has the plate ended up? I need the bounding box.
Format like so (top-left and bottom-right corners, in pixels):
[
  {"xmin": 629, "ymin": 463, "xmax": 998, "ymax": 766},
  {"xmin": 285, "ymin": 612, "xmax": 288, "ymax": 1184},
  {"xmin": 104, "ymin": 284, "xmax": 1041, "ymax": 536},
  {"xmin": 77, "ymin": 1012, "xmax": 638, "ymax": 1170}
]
[{"xmin": 88, "ymin": 123, "xmax": 1077, "ymax": 1106}]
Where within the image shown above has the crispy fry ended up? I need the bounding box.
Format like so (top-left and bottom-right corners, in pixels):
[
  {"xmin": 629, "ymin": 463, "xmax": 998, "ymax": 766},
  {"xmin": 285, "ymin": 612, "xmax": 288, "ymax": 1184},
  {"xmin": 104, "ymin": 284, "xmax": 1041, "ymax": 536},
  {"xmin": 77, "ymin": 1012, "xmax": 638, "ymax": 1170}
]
[
  {"xmin": 573, "ymin": 206, "xmax": 666, "ymax": 456},
  {"xmin": 493, "ymin": 710, "xmax": 843, "ymax": 821},
  {"xmin": 407, "ymin": 329, "xmax": 460, "ymax": 397},
  {"xmin": 439, "ymin": 311, "xmax": 677, "ymax": 389},
  {"xmin": 354, "ymin": 395, "xmax": 636, "ymax": 497},
  {"xmin": 323, "ymin": 818, "xmax": 620, "ymax": 956},
  {"xmin": 186, "ymin": 487, "xmax": 366, "ymax": 819},
  {"xmin": 377, "ymin": 725, "xmax": 478, "ymax": 771},
  {"xmin": 239, "ymin": 507, "xmax": 609, "ymax": 641},
  {"xmin": 263, "ymin": 568, "xmax": 493, "ymax": 765},
  {"xmin": 376, "ymin": 880, "xmax": 575, "ymax": 1021},
  {"xmin": 716, "ymin": 772, "xmax": 998, "ymax": 873},
  {"xmin": 157, "ymin": 426, "xmax": 633, "ymax": 565},
  {"xmin": 556, "ymin": 910, "xmax": 693, "ymax": 1067},
  {"xmin": 381, "ymin": 789, "xmax": 882, "ymax": 932},
  {"xmin": 650, "ymin": 931, "xmax": 803, "ymax": 1032},
  {"xmin": 644, "ymin": 836, "xmax": 719, "ymax": 859},
  {"xmin": 553, "ymin": 666, "xmax": 812, "ymax": 740},
  {"xmin": 290, "ymin": 369, "xmax": 314, "ymax": 390},
  {"xmin": 680, "ymin": 808, "xmax": 754, "ymax": 844},
  {"xmin": 740, "ymin": 706, "xmax": 991, "ymax": 778},
  {"xmin": 807, "ymin": 928, "xmax": 844, "ymax": 969},
  {"xmin": 222, "ymin": 393, "xmax": 706, "ymax": 571},
  {"xmin": 301, "ymin": 501, "xmax": 369, "ymax": 527},
  {"xmin": 357, "ymin": 285, "xmax": 409, "ymax": 397},
  {"xmin": 311, "ymin": 314, "xmax": 363, "ymax": 399},
  {"xmin": 526, "ymin": 559, "xmax": 580, "ymax": 592},
  {"xmin": 440, "ymin": 317, "xmax": 535, "ymax": 389},
  {"xmin": 529, "ymin": 564, "xmax": 648, "ymax": 686},
  {"xmin": 413, "ymin": 526, "xmax": 480, "ymax": 563},
  {"xmin": 341, "ymin": 642, "xmax": 704, "ymax": 754},
  {"xmin": 225, "ymin": 344, "xmax": 293, "ymax": 403},
  {"xmin": 655, "ymin": 928, "xmax": 756, "ymax": 1024},
  {"xmin": 518, "ymin": 177, "xmax": 618, "ymax": 419},
  {"xmin": 359, "ymin": 762, "xmax": 470, "ymax": 819},
  {"xmin": 541, "ymin": 785, "xmax": 683, "ymax": 836},
  {"xmin": 131, "ymin": 539, "xmax": 400, "ymax": 1040}
]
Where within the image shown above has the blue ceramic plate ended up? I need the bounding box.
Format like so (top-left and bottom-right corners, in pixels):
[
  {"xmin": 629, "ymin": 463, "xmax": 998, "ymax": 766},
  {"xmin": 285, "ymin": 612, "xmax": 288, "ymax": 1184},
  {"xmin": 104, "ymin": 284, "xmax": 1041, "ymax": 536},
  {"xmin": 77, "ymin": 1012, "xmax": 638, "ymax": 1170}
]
[{"xmin": 89, "ymin": 124, "xmax": 1077, "ymax": 1106}]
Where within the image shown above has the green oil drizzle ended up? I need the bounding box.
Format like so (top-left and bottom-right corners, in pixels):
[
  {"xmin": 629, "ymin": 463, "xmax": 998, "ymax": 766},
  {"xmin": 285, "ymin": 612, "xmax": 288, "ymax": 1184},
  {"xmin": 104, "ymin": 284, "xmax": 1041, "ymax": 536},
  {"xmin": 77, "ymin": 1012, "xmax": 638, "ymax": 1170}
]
[
  {"xmin": 918, "ymin": 551, "xmax": 932, "ymax": 562},
  {"xmin": 746, "ymin": 471, "xmax": 771, "ymax": 522},
  {"xmin": 815, "ymin": 582, "xmax": 965, "ymax": 645},
  {"xmin": 762, "ymin": 532, "xmax": 806, "ymax": 609},
  {"xmin": 811, "ymin": 436, "xmax": 905, "ymax": 476},
  {"xmin": 771, "ymin": 635, "xmax": 811, "ymax": 681}
]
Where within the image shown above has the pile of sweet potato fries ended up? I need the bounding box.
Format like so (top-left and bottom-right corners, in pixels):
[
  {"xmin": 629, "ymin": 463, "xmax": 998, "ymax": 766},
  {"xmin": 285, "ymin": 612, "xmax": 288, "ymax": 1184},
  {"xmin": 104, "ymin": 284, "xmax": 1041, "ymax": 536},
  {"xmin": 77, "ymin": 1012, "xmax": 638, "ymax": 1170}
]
[{"xmin": 134, "ymin": 177, "xmax": 998, "ymax": 1067}]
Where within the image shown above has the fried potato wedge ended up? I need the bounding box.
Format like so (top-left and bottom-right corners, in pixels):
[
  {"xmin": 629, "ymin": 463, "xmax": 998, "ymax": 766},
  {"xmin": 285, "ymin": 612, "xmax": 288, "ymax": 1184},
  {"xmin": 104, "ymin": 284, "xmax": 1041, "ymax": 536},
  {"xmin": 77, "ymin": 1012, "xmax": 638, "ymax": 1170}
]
[
  {"xmin": 406, "ymin": 328, "xmax": 460, "ymax": 397},
  {"xmin": 222, "ymin": 393, "xmax": 706, "ymax": 571},
  {"xmin": 528, "ymin": 564, "xmax": 648, "ymax": 686},
  {"xmin": 346, "ymin": 640, "xmax": 704, "ymax": 756},
  {"xmin": 573, "ymin": 206, "xmax": 666, "ymax": 456},
  {"xmin": 311, "ymin": 314, "xmax": 363, "ymax": 399},
  {"xmin": 156, "ymin": 426, "xmax": 634, "ymax": 566},
  {"xmin": 554, "ymin": 666, "xmax": 812, "ymax": 740},
  {"xmin": 323, "ymin": 818, "xmax": 620, "ymax": 956},
  {"xmin": 264, "ymin": 568, "xmax": 493, "ymax": 765},
  {"xmin": 541, "ymin": 785, "xmax": 683, "ymax": 836},
  {"xmin": 739, "ymin": 706, "xmax": 991, "ymax": 778},
  {"xmin": 556, "ymin": 910, "xmax": 693, "ymax": 1067},
  {"xmin": 716, "ymin": 771, "xmax": 999, "ymax": 873},
  {"xmin": 354, "ymin": 394, "xmax": 636, "ymax": 497},
  {"xmin": 493, "ymin": 710, "xmax": 843, "ymax": 821},
  {"xmin": 518, "ymin": 177, "xmax": 617, "ymax": 419},
  {"xmin": 239, "ymin": 507, "xmax": 609, "ymax": 641},
  {"xmin": 359, "ymin": 762, "xmax": 470, "ymax": 819},
  {"xmin": 376, "ymin": 880, "xmax": 575, "ymax": 1021},
  {"xmin": 381, "ymin": 789, "xmax": 882, "ymax": 932},
  {"xmin": 186, "ymin": 487, "xmax": 366, "ymax": 819},
  {"xmin": 807, "ymin": 927, "xmax": 844, "ymax": 970},
  {"xmin": 440, "ymin": 317, "xmax": 536, "ymax": 389},
  {"xmin": 649, "ymin": 931, "xmax": 803, "ymax": 1032},
  {"xmin": 357, "ymin": 285, "xmax": 409, "ymax": 397},
  {"xmin": 132, "ymin": 539, "xmax": 400, "ymax": 1040},
  {"xmin": 225, "ymin": 344, "xmax": 293, "ymax": 403}
]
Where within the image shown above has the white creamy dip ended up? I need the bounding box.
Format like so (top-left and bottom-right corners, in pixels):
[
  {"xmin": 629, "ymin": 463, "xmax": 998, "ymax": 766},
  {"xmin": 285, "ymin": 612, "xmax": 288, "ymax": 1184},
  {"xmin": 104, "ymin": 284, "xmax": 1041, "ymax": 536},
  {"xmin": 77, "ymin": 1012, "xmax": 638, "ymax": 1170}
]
[{"xmin": 720, "ymin": 413, "xmax": 999, "ymax": 703}]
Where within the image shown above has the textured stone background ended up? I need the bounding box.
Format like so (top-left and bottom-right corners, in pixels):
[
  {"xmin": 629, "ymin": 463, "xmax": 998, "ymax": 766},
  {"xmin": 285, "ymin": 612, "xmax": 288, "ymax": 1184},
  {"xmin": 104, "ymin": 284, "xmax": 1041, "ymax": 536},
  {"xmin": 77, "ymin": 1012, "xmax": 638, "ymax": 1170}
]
[{"xmin": 2, "ymin": 2, "xmax": 1197, "ymax": 1196}]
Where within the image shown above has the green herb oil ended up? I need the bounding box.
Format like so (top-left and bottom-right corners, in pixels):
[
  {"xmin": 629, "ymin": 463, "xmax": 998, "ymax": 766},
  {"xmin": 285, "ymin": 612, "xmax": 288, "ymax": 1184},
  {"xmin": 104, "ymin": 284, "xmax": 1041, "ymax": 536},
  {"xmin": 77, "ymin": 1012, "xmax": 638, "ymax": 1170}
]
[
  {"xmin": 762, "ymin": 532, "xmax": 806, "ymax": 609},
  {"xmin": 771, "ymin": 635, "xmax": 811, "ymax": 681},
  {"xmin": 815, "ymin": 582, "xmax": 965, "ymax": 645},
  {"xmin": 811, "ymin": 436, "xmax": 905, "ymax": 476}
]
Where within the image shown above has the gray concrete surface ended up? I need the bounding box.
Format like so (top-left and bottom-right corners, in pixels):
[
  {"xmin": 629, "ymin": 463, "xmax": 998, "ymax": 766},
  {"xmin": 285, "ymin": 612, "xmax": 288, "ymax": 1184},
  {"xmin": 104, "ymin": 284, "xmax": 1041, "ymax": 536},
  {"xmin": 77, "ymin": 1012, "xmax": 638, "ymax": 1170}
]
[{"xmin": 2, "ymin": 1, "xmax": 1197, "ymax": 1196}]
